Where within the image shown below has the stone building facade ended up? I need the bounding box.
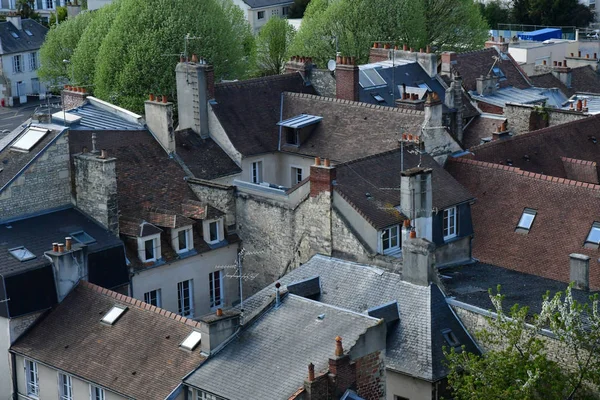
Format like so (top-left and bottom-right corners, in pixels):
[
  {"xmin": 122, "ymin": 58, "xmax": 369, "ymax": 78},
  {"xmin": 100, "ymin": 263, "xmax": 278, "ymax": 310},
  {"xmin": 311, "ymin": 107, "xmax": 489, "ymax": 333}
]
[{"xmin": 505, "ymin": 102, "xmax": 590, "ymax": 135}]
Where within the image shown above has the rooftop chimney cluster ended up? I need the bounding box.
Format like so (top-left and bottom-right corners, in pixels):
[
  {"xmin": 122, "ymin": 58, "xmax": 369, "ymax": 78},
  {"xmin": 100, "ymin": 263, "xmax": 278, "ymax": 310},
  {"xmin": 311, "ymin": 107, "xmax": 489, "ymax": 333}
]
[
  {"xmin": 372, "ymin": 42, "xmax": 431, "ymax": 54},
  {"xmin": 64, "ymin": 86, "xmax": 87, "ymax": 94},
  {"xmin": 148, "ymin": 94, "xmax": 169, "ymax": 103},
  {"xmin": 335, "ymin": 55, "xmax": 356, "ymax": 66}
]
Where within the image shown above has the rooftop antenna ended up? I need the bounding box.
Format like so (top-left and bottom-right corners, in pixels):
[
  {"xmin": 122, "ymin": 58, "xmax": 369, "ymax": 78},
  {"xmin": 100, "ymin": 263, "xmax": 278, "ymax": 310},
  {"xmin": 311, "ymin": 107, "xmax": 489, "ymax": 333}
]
[{"xmin": 487, "ymin": 55, "xmax": 501, "ymax": 77}]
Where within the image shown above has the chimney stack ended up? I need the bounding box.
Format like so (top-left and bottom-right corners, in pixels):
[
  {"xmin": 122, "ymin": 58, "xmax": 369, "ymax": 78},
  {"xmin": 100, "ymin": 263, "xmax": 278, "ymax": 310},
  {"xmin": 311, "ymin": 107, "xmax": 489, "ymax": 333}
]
[
  {"xmin": 400, "ymin": 167, "xmax": 433, "ymax": 243},
  {"xmin": 476, "ymin": 75, "xmax": 499, "ymax": 96},
  {"xmin": 6, "ymin": 15, "xmax": 21, "ymax": 30},
  {"xmin": 310, "ymin": 157, "xmax": 336, "ymax": 198},
  {"xmin": 45, "ymin": 241, "xmax": 88, "ymax": 302},
  {"xmin": 569, "ymin": 253, "xmax": 590, "ymax": 290},
  {"xmin": 285, "ymin": 56, "xmax": 314, "ymax": 78},
  {"xmin": 176, "ymin": 57, "xmax": 214, "ymax": 139},
  {"xmin": 441, "ymin": 52, "xmax": 457, "ymax": 76},
  {"xmin": 145, "ymin": 94, "xmax": 175, "ymax": 154},
  {"xmin": 335, "ymin": 56, "xmax": 359, "ymax": 102},
  {"xmin": 199, "ymin": 309, "xmax": 241, "ymax": 355},
  {"xmin": 402, "ymin": 237, "xmax": 436, "ymax": 286}
]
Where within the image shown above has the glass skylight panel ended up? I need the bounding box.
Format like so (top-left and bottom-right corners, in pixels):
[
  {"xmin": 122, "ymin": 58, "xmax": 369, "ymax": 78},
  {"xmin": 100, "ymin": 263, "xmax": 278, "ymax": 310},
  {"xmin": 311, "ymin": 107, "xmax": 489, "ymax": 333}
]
[
  {"xmin": 101, "ymin": 305, "xmax": 127, "ymax": 325},
  {"xmin": 70, "ymin": 231, "xmax": 96, "ymax": 244},
  {"xmin": 25, "ymin": 30, "xmax": 33, "ymax": 36},
  {"xmin": 586, "ymin": 222, "xmax": 600, "ymax": 244},
  {"xmin": 11, "ymin": 127, "xmax": 49, "ymax": 152},
  {"xmin": 517, "ymin": 208, "xmax": 536, "ymax": 230},
  {"xmin": 10, "ymin": 32, "xmax": 18, "ymax": 38},
  {"xmin": 9, "ymin": 247, "xmax": 35, "ymax": 262},
  {"xmin": 372, "ymin": 94, "xmax": 385, "ymax": 102},
  {"xmin": 180, "ymin": 330, "xmax": 202, "ymax": 351},
  {"xmin": 359, "ymin": 68, "xmax": 386, "ymax": 88}
]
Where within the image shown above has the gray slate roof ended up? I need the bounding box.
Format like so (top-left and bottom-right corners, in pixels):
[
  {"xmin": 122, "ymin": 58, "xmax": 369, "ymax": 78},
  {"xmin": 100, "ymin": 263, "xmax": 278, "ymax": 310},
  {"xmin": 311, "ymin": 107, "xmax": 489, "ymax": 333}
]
[
  {"xmin": 239, "ymin": 255, "xmax": 479, "ymax": 381},
  {"xmin": 63, "ymin": 103, "xmax": 144, "ymax": 131},
  {"xmin": 241, "ymin": 0, "xmax": 293, "ymax": 8},
  {"xmin": 185, "ymin": 294, "xmax": 380, "ymax": 400},
  {"xmin": 0, "ymin": 19, "xmax": 48, "ymax": 55}
]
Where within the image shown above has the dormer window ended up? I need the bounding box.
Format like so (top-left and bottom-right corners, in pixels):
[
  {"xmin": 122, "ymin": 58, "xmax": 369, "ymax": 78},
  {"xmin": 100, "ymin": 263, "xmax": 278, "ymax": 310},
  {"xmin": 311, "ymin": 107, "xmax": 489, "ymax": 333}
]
[
  {"xmin": 442, "ymin": 328, "xmax": 462, "ymax": 352},
  {"xmin": 516, "ymin": 208, "xmax": 536, "ymax": 233},
  {"xmin": 203, "ymin": 219, "xmax": 224, "ymax": 245},
  {"xmin": 585, "ymin": 222, "xmax": 600, "ymax": 249},
  {"xmin": 137, "ymin": 233, "xmax": 161, "ymax": 263},
  {"xmin": 286, "ymin": 128, "xmax": 298, "ymax": 145},
  {"xmin": 277, "ymin": 114, "xmax": 322, "ymax": 147},
  {"xmin": 172, "ymin": 226, "xmax": 193, "ymax": 254}
]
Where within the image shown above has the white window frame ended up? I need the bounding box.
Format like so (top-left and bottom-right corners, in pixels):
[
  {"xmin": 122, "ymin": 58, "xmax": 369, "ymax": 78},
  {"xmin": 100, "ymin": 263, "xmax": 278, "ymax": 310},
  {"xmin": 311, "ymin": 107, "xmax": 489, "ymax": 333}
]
[
  {"xmin": 143, "ymin": 289, "xmax": 162, "ymax": 308},
  {"xmin": 13, "ymin": 54, "xmax": 22, "ymax": 74},
  {"xmin": 90, "ymin": 385, "xmax": 106, "ymax": 400},
  {"xmin": 136, "ymin": 233, "xmax": 161, "ymax": 263},
  {"xmin": 251, "ymin": 160, "xmax": 263, "ymax": 184},
  {"xmin": 177, "ymin": 279, "xmax": 194, "ymax": 317},
  {"xmin": 443, "ymin": 207, "xmax": 457, "ymax": 241},
  {"xmin": 196, "ymin": 389, "xmax": 226, "ymax": 400},
  {"xmin": 29, "ymin": 52, "xmax": 37, "ymax": 71},
  {"xmin": 209, "ymin": 270, "xmax": 223, "ymax": 309},
  {"xmin": 203, "ymin": 219, "xmax": 223, "ymax": 245},
  {"xmin": 291, "ymin": 165, "xmax": 303, "ymax": 186},
  {"xmin": 380, "ymin": 225, "xmax": 400, "ymax": 254},
  {"xmin": 517, "ymin": 208, "xmax": 537, "ymax": 231},
  {"xmin": 25, "ymin": 359, "xmax": 39, "ymax": 398},
  {"xmin": 172, "ymin": 226, "xmax": 193, "ymax": 254},
  {"xmin": 45, "ymin": 0, "xmax": 54, "ymax": 9},
  {"xmin": 58, "ymin": 373, "xmax": 73, "ymax": 400}
]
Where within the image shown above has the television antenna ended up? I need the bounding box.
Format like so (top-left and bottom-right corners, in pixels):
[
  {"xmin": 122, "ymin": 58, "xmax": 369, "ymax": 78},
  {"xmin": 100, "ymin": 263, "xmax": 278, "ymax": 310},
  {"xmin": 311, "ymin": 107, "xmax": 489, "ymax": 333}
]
[{"xmin": 327, "ymin": 59, "xmax": 337, "ymax": 71}]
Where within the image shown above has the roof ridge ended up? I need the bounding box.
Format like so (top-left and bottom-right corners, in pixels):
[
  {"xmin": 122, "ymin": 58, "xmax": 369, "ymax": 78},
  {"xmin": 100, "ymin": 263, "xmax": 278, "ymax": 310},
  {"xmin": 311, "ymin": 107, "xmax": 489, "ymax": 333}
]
[
  {"xmin": 80, "ymin": 281, "xmax": 202, "ymax": 328},
  {"xmin": 283, "ymin": 92, "xmax": 426, "ymax": 115},
  {"xmin": 449, "ymin": 157, "xmax": 600, "ymax": 190},
  {"xmin": 216, "ymin": 73, "xmax": 301, "ymax": 90},
  {"xmin": 455, "ymin": 47, "xmax": 494, "ymax": 57},
  {"xmin": 561, "ymin": 156, "xmax": 597, "ymax": 166},
  {"xmin": 336, "ymin": 147, "xmax": 403, "ymax": 168}
]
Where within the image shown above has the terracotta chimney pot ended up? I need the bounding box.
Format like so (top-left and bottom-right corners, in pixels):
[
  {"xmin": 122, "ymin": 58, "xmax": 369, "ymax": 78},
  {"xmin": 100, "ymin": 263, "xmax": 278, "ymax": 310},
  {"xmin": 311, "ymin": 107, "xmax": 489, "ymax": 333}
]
[
  {"xmin": 403, "ymin": 219, "xmax": 410, "ymax": 227},
  {"xmin": 577, "ymin": 99, "xmax": 583, "ymax": 111},
  {"xmin": 324, "ymin": 158, "xmax": 330, "ymax": 168},
  {"xmin": 426, "ymin": 45, "xmax": 431, "ymax": 54},
  {"xmin": 216, "ymin": 308, "xmax": 223, "ymax": 317},
  {"xmin": 419, "ymin": 48, "xmax": 424, "ymax": 53},
  {"xmin": 58, "ymin": 243, "xmax": 65, "ymax": 253},
  {"xmin": 409, "ymin": 47, "xmax": 414, "ymax": 52},
  {"xmin": 308, "ymin": 363, "xmax": 315, "ymax": 382},
  {"xmin": 403, "ymin": 44, "xmax": 407, "ymax": 51},
  {"xmin": 315, "ymin": 157, "xmax": 321, "ymax": 166},
  {"xmin": 192, "ymin": 54, "xmax": 198, "ymax": 63},
  {"xmin": 587, "ymin": 54, "xmax": 590, "ymax": 59},
  {"xmin": 409, "ymin": 230, "xmax": 417, "ymax": 239},
  {"xmin": 394, "ymin": 45, "xmax": 399, "ymax": 50},
  {"xmin": 99, "ymin": 149, "xmax": 107, "ymax": 159},
  {"xmin": 373, "ymin": 42, "xmax": 378, "ymax": 49},
  {"xmin": 335, "ymin": 336, "xmax": 343, "ymax": 356},
  {"xmin": 149, "ymin": 93, "xmax": 155, "ymax": 101},
  {"xmin": 52, "ymin": 243, "xmax": 59, "ymax": 252},
  {"xmin": 162, "ymin": 95, "xmax": 168, "ymax": 103},
  {"xmin": 65, "ymin": 237, "xmax": 72, "ymax": 251}
]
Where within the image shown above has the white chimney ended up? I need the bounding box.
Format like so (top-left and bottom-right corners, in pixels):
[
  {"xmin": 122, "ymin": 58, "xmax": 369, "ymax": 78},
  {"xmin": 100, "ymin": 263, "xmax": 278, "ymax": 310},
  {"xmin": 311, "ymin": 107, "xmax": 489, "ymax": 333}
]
[{"xmin": 7, "ymin": 15, "xmax": 22, "ymax": 31}]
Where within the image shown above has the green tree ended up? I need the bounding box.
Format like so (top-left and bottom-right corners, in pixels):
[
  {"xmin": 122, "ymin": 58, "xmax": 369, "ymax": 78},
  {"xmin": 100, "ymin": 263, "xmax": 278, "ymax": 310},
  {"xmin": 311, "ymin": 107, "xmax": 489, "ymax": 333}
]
[
  {"xmin": 509, "ymin": 0, "xmax": 594, "ymax": 26},
  {"xmin": 479, "ymin": 0, "xmax": 510, "ymax": 30},
  {"xmin": 445, "ymin": 286, "xmax": 600, "ymax": 399},
  {"xmin": 16, "ymin": 0, "xmax": 37, "ymax": 19},
  {"xmin": 256, "ymin": 17, "xmax": 295, "ymax": 75},
  {"xmin": 48, "ymin": 6, "xmax": 68, "ymax": 26},
  {"xmin": 289, "ymin": 0, "xmax": 311, "ymax": 18}
]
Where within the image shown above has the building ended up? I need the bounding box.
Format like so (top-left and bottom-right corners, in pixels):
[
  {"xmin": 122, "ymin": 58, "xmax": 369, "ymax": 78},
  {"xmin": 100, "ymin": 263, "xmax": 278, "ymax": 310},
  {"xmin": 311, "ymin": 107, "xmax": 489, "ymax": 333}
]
[
  {"xmin": 10, "ymin": 281, "xmax": 207, "ymax": 400},
  {"xmin": 0, "ymin": 0, "xmax": 66, "ymax": 22},
  {"xmin": 0, "ymin": 16, "xmax": 48, "ymax": 106},
  {"xmin": 87, "ymin": 0, "xmax": 112, "ymax": 10},
  {"xmin": 232, "ymin": 0, "xmax": 293, "ymax": 33}
]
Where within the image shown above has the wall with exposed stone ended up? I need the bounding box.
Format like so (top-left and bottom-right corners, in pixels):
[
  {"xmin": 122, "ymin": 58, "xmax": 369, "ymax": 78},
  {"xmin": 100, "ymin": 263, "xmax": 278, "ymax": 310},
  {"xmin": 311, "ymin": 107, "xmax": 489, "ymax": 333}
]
[
  {"xmin": 188, "ymin": 179, "xmax": 236, "ymax": 227},
  {"xmin": 309, "ymin": 69, "xmax": 337, "ymax": 98},
  {"xmin": 0, "ymin": 131, "xmax": 71, "ymax": 222},
  {"xmin": 505, "ymin": 103, "xmax": 590, "ymax": 135}
]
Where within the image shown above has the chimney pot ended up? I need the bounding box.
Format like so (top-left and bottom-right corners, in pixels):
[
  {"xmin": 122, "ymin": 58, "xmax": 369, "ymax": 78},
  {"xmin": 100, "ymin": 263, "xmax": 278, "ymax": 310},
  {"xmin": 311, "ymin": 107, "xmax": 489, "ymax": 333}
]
[
  {"xmin": 426, "ymin": 45, "xmax": 431, "ymax": 54},
  {"xmin": 402, "ymin": 133, "xmax": 407, "ymax": 140},
  {"xmin": 373, "ymin": 42, "xmax": 378, "ymax": 49},
  {"xmin": 554, "ymin": 61, "xmax": 558, "ymax": 66},
  {"xmin": 336, "ymin": 55, "xmax": 342, "ymax": 64},
  {"xmin": 587, "ymin": 54, "xmax": 590, "ymax": 59},
  {"xmin": 384, "ymin": 43, "xmax": 390, "ymax": 49},
  {"xmin": 558, "ymin": 61, "xmax": 562, "ymax": 67},
  {"xmin": 577, "ymin": 99, "xmax": 583, "ymax": 111},
  {"xmin": 99, "ymin": 149, "xmax": 107, "ymax": 159},
  {"xmin": 564, "ymin": 59, "xmax": 567, "ymax": 67},
  {"xmin": 314, "ymin": 157, "xmax": 321, "ymax": 166},
  {"xmin": 570, "ymin": 102, "xmax": 574, "ymax": 109},
  {"xmin": 192, "ymin": 54, "xmax": 198, "ymax": 63},
  {"xmin": 324, "ymin": 158, "xmax": 330, "ymax": 168},
  {"xmin": 216, "ymin": 308, "xmax": 223, "ymax": 317},
  {"xmin": 162, "ymin": 95, "xmax": 168, "ymax": 103},
  {"xmin": 308, "ymin": 363, "xmax": 315, "ymax": 382},
  {"xmin": 342, "ymin": 56, "xmax": 348, "ymax": 65},
  {"xmin": 579, "ymin": 51, "xmax": 582, "ymax": 57},
  {"xmin": 420, "ymin": 48, "xmax": 424, "ymax": 53},
  {"xmin": 571, "ymin": 53, "xmax": 574, "ymax": 57},
  {"xmin": 595, "ymin": 53, "xmax": 598, "ymax": 59},
  {"xmin": 58, "ymin": 243, "xmax": 65, "ymax": 253},
  {"xmin": 65, "ymin": 237, "xmax": 72, "ymax": 251},
  {"xmin": 409, "ymin": 229, "xmax": 416, "ymax": 239},
  {"xmin": 403, "ymin": 219, "xmax": 410, "ymax": 227},
  {"xmin": 394, "ymin": 45, "xmax": 399, "ymax": 50},
  {"xmin": 543, "ymin": 60, "xmax": 546, "ymax": 65},
  {"xmin": 335, "ymin": 336, "xmax": 343, "ymax": 356},
  {"xmin": 403, "ymin": 44, "xmax": 407, "ymax": 51},
  {"xmin": 149, "ymin": 93, "xmax": 155, "ymax": 101},
  {"xmin": 409, "ymin": 47, "xmax": 414, "ymax": 52},
  {"xmin": 408, "ymin": 134, "xmax": 413, "ymax": 141},
  {"xmin": 52, "ymin": 243, "xmax": 59, "ymax": 252},
  {"xmin": 584, "ymin": 99, "xmax": 588, "ymax": 107}
]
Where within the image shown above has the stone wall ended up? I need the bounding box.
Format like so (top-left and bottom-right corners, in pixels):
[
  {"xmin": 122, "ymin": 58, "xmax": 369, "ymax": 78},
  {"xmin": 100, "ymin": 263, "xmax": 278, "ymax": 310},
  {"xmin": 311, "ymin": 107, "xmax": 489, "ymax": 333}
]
[
  {"xmin": 188, "ymin": 178, "xmax": 236, "ymax": 227},
  {"xmin": 0, "ymin": 131, "xmax": 71, "ymax": 222},
  {"xmin": 309, "ymin": 69, "xmax": 336, "ymax": 98},
  {"xmin": 505, "ymin": 103, "xmax": 589, "ymax": 135}
]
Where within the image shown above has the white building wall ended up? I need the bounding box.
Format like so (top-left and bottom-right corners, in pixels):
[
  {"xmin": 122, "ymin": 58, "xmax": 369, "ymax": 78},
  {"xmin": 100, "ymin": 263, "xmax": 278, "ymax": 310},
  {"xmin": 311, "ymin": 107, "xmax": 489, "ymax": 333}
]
[
  {"xmin": 0, "ymin": 51, "xmax": 46, "ymax": 105},
  {"xmin": 0, "ymin": 317, "xmax": 10, "ymax": 399},
  {"xmin": 386, "ymin": 370, "xmax": 434, "ymax": 400}
]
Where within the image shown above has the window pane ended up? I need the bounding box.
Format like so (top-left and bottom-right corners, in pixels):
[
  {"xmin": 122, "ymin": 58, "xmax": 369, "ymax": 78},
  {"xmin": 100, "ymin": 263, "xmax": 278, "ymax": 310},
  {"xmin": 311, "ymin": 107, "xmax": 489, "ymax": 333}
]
[
  {"xmin": 518, "ymin": 212, "xmax": 535, "ymax": 229},
  {"xmin": 178, "ymin": 280, "xmax": 192, "ymax": 316},
  {"xmin": 382, "ymin": 229, "xmax": 390, "ymax": 250},
  {"xmin": 587, "ymin": 225, "xmax": 600, "ymax": 244},
  {"xmin": 178, "ymin": 229, "xmax": 187, "ymax": 251},
  {"xmin": 145, "ymin": 239, "xmax": 154, "ymax": 260},
  {"xmin": 209, "ymin": 222, "xmax": 218, "ymax": 242}
]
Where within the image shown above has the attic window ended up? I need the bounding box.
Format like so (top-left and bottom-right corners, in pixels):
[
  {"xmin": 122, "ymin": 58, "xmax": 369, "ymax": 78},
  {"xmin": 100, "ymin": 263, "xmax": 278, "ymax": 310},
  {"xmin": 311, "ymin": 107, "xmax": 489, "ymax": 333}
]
[
  {"xmin": 371, "ymin": 93, "xmax": 385, "ymax": 103},
  {"xmin": 492, "ymin": 66, "xmax": 506, "ymax": 81},
  {"xmin": 70, "ymin": 231, "xmax": 96, "ymax": 245},
  {"xmin": 25, "ymin": 30, "xmax": 33, "ymax": 36},
  {"xmin": 286, "ymin": 128, "xmax": 298, "ymax": 145},
  {"xmin": 101, "ymin": 305, "xmax": 127, "ymax": 325},
  {"xmin": 584, "ymin": 222, "xmax": 600, "ymax": 249},
  {"xmin": 9, "ymin": 246, "xmax": 35, "ymax": 262},
  {"xmin": 516, "ymin": 208, "xmax": 536, "ymax": 232},
  {"xmin": 442, "ymin": 328, "xmax": 462, "ymax": 351},
  {"xmin": 180, "ymin": 330, "xmax": 202, "ymax": 351},
  {"xmin": 359, "ymin": 68, "xmax": 386, "ymax": 88},
  {"xmin": 417, "ymin": 82, "xmax": 431, "ymax": 91},
  {"xmin": 11, "ymin": 127, "xmax": 49, "ymax": 152},
  {"xmin": 277, "ymin": 114, "xmax": 322, "ymax": 129},
  {"xmin": 10, "ymin": 32, "xmax": 18, "ymax": 38}
]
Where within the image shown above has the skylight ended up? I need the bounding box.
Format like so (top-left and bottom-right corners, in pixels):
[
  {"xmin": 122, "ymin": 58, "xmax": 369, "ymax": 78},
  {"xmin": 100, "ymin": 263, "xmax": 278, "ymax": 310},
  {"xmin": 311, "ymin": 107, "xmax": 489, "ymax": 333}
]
[
  {"xmin": 101, "ymin": 305, "xmax": 127, "ymax": 325},
  {"xmin": 359, "ymin": 68, "xmax": 386, "ymax": 88},
  {"xmin": 180, "ymin": 330, "xmax": 202, "ymax": 351},
  {"xmin": 585, "ymin": 222, "xmax": 600, "ymax": 245},
  {"xmin": 372, "ymin": 94, "xmax": 385, "ymax": 103},
  {"xmin": 517, "ymin": 208, "xmax": 537, "ymax": 231},
  {"xmin": 442, "ymin": 329, "xmax": 461, "ymax": 351},
  {"xmin": 10, "ymin": 32, "xmax": 18, "ymax": 38},
  {"xmin": 492, "ymin": 66, "xmax": 507, "ymax": 81},
  {"xmin": 25, "ymin": 29, "xmax": 33, "ymax": 36},
  {"xmin": 9, "ymin": 246, "xmax": 35, "ymax": 262},
  {"xmin": 71, "ymin": 231, "xmax": 96, "ymax": 245},
  {"xmin": 11, "ymin": 127, "xmax": 49, "ymax": 152}
]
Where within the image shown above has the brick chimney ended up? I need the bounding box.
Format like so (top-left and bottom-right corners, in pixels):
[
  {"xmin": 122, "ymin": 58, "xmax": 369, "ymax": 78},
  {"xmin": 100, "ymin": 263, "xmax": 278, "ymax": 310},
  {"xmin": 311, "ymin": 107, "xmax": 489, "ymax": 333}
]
[
  {"xmin": 444, "ymin": 75, "xmax": 464, "ymax": 142},
  {"xmin": 400, "ymin": 167, "xmax": 433, "ymax": 244},
  {"xmin": 423, "ymin": 92, "xmax": 443, "ymax": 133},
  {"xmin": 476, "ymin": 75, "xmax": 498, "ymax": 96},
  {"xmin": 310, "ymin": 157, "xmax": 336, "ymax": 197},
  {"xmin": 144, "ymin": 94, "xmax": 175, "ymax": 154},
  {"xmin": 45, "ymin": 239, "xmax": 88, "ymax": 302},
  {"xmin": 62, "ymin": 86, "xmax": 89, "ymax": 111},
  {"xmin": 285, "ymin": 56, "xmax": 314, "ymax": 79},
  {"xmin": 492, "ymin": 121, "xmax": 510, "ymax": 141},
  {"xmin": 402, "ymin": 236, "xmax": 436, "ymax": 286},
  {"xmin": 569, "ymin": 253, "xmax": 590, "ymax": 290},
  {"xmin": 74, "ymin": 149, "xmax": 119, "ymax": 235},
  {"xmin": 175, "ymin": 56, "xmax": 214, "ymax": 139},
  {"xmin": 551, "ymin": 63, "xmax": 572, "ymax": 89},
  {"xmin": 328, "ymin": 337, "xmax": 355, "ymax": 398},
  {"xmin": 484, "ymin": 36, "xmax": 509, "ymax": 53},
  {"xmin": 335, "ymin": 56, "xmax": 359, "ymax": 102},
  {"xmin": 441, "ymin": 51, "xmax": 457, "ymax": 76}
]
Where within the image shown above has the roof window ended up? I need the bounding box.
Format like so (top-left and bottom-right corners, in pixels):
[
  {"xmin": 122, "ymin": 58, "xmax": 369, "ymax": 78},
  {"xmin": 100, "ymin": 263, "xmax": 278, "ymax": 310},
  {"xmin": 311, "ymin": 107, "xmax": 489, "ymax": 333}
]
[
  {"xmin": 9, "ymin": 246, "xmax": 35, "ymax": 262},
  {"xmin": 70, "ymin": 231, "xmax": 96, "ymax": 245},
  {"xmin": 585, "ymin": 222, "xmax": 600, "ymax": 249},
  {"xmin": 277, "ymin": 114, "xmax": 322, "ymax": 129},
  {"xmin": 371, "ymin": 93, "xmax": 385, "ymax": 103},
  {"xmin": 10, "ymin": 32, "xmax": 18, "ymax": 38},
  {"xmin": 492, "ymin": 66, "xmax": 507, "ymax": 81},
  {"xmin": 101, "ymin": 305, "xmax": 127, "ymax": 325},
  {"xmin": 180, "ymin": 330, "xmax": 202, "ymax": 351},
  {"xmin": 25, "ymin": 29, "xmax": 33, "ymax": 36},
  {"xmin": 11, "ymin": 127, "xmax": 49, "ymax": 152},
  {"xmin": 359, "ymin": 68, "xmax": 386, "ymax": 88},
  {"xmin": 516, "ymin": 208, "xmax": 536, "ymax": 232},
  {"xmin": 442, "ymin": 328, "xmax": 462, "ymax": 351}
]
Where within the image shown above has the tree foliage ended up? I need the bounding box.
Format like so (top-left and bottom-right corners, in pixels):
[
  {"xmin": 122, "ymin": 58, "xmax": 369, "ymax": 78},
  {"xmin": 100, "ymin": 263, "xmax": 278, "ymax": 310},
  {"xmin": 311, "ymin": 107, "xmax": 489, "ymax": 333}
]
[
  {"xmin": 445, "ymin": 286, "xmax": 600, "ymax": 399},
  {"xmin": 480, "ymin": 0, "xmax": 595, "ymax": 28},
  {"xmin": 16, "ymin": 0, "xmax": 38, "ymax": 19},
  {"xmin": 48, "ymin": 6, "xmax": 68, "ymax": 26},
  {"xmin": 289, "ymin": 0, "xmax": 488, "ymax": 66},
  {"xmin": 256, "ymin": 17, "xmax": 295, "ymax": 75},
  {"xmin": 288, "ymin": 0, "xmax": 311, "ymax": 18},
  {"xmin": 38, "ymin": 0, "xmax": 255, "ymax": 113}
]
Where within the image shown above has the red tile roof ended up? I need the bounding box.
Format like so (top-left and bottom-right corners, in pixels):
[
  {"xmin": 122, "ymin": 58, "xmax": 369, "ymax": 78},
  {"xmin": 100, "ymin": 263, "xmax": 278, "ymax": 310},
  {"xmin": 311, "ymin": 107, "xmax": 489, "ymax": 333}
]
[
  {"xmin": 11, "ymin": 281, "xmax": 206, "ymax": 400},
  {"xmin": 446, "ymin": 157, "xmax": 600, "ymax": 289}
]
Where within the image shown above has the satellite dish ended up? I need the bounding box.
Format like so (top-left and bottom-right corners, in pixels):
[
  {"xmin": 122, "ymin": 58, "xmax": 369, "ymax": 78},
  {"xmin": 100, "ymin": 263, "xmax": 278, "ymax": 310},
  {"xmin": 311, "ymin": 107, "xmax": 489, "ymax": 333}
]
[{"xmin": 327, "ymin": 59, "xmax": 337, "ymax": 71}]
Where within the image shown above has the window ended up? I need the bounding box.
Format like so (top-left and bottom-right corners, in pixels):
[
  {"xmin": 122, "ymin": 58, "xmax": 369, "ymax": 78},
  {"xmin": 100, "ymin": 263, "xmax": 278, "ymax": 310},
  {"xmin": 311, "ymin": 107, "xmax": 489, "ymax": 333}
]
[
  {"xmin": 417, "ymin": 82, "xmax": 431, "ymax": 91},
  {"xmin": 271, "ymin": 8, "xmax": 279, "ymax": 16},
  {"xmin": 443, "ymin": 207, "xmax": 457, "ymax": 240},
  {"xmin": 585, "ymin": 222, "xmax": 600, "ymax": 248},
  {"xmin": 251, "ymin": 161, "xmax": 262, "ymax": 183},
  {"xmin": 58, "ymin": 373, "xmax": 72, "ymax": 400},
  {"xmin": 180, "ymin": 330, "xmax": 202, "ymax": 351},
  {"xmin": 137, "ymin": 234, "xmax": 161, "ymax": 263},
  {"xmin": 91, "ymin": 386, "xmax": 105, "ymax": 400},
  {"xmin": 25, "ymin": 360, "xmax": 39, "ymax": 397},
  {"xmin": 71, "ymin": 231, "xmax": 96, "ymax": 244},
  {"xmin": 29, "ymin": 52, "xmax": 37, "ymax": 71},
  {"xmin": 282, "ymin": 6, "xmax": 289, "ymax": 15},
  {"xmin": 11, "ymin": 127, "xmax": 49, "ymax": 152},
  {"xmin": 101, "ymin": 305, "xmax": 127, "ymax": 325},
  {"xmin": 177, "ymin": 279, "xmax": 194, "ymax": 317},
  {"xmin": 442, "ymin": 328, "xmax": 462, "ymax": 352},
  {"xmin": 10, "ymin": 31, "xmax": 19, "ymax": 38},
  {"xmin": 46, "ymin": 0, "xmax": 54, "ymax": 8},
  {"xmin": 172, "ymin": 227, "xmax": 193, "ymax": 254},
  {"xmin": 197, "ymin": 390, "xmax": 226, "ymax": 400},
  {"xmin": 371, "ymin": 93, "xmax": 385, "ymax": 103},
  {"xmin": 209, "ymin": 270, "xmax": 222, "ymax": 308},
  {"xmin": 145, "ymin": 239, "xmax": 155, "ymax": 260},
  {"xmin": 257, "ymin": 10, "xmax": 264, "ymax": 19},
  {"xmin": 516, "ymin": 208, "xmax": 536, "ymax": 232},
  {"xmin": 291, "ymin": 167, "xmax": 303, "ymax": 185},
  {"xmin": 209, "ymin": 221, "xmax": 219, "ymax": 243},
  {"xmin": 286, "ymin": 128, "xmax": 298, "ymax": 145},
  {"xmin": 381, "ymin": 225, "xmax": 399, "ymax": 254},
  {"xmin": 25, "ymin": 29, "xmax": 33, "ymax": 36},
  {"xmin": 9, "ymin": 246, "xmax": 35, "ymax": 262},
  {"xmin": 13, "ymin": 55, "xmax": 22, "ymax": 73},
  {"xmin": 492, "ymin": 66, "xmax": 506, "ymax": 81},
  {"xmin": 143, "ymin": 289, "xmax": 161, "ymax": 307}
]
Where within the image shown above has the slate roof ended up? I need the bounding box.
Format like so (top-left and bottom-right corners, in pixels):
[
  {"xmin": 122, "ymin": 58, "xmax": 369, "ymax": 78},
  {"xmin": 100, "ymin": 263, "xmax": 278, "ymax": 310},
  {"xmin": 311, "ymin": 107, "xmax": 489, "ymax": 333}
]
[
  {"xmin": 11, "ymin": 281, "xmax": 206, "ymax": 400},
  {"xmin": 468, "ymin": 87, "xmax": 554, "ymax": 109},
  {"xmin": 469, "ymin": 115, "xmax": 600, "ymax": 178},
  {"xmin": 334, "ymin": 148, "xmax": 473, "ymax": 229},
  {"xmin": 462, "ymin": 114, "xmax": 506, "ymax": 149},
  {"xmin": 530, "ymin": 66, "xmax": 600, "ymax": 97},
  {"xmin": 453, "ymin": 48, "xmax": 531, "ymax": 92},
  {"xmin": 238, "ymin": 255, "xmax": 479, "ymax": 382},
  {"xmin": 240, "ymin": 0, "xmax": 293, "ymax": 7},
  {"xmin": 211, "ymin": 73, "xmax": 317, "ymax": 157},
  {"xmin": 174, "ymin": 129, "xmax": 241, "ymax": 180},
  {"xmin": 185, "ymin": 294, "xmax": 380, "ymax": 400},
  {"xmin": 446, "ymin": 157, "xmax": 600, "ymax": 288},
  {"xmin": 0, "ymin": 208, "xmax": 122, "ymax": 276},
  {"xmin": 442, "ymin": 262, "xmax": 599, "ymax": 316},
  {"xmin": 0, "ymin": 19, "xmax": 48, "ymax": 55},
  {"xmin": 280, "ymin": 93, "xmax": 424, "ymax": 163},
  {"xmin": 439, "ymin": 75, "xmax": 480, "ymax": 119},
  {"xmin": 65, "ymin": 102, "xmax": 144, "ymax": 131}
]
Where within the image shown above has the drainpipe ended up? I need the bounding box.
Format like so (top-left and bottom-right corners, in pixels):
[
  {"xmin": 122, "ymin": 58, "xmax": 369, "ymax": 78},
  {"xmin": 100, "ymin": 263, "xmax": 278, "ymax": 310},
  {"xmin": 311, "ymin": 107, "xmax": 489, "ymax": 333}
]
[
  {"xmin": 278, "ymin": 92, "xmax": 284, "ymax": 151},
  {"xmin": 11, "ymin": 351, "xmax": 17, "ymax": 400}
]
